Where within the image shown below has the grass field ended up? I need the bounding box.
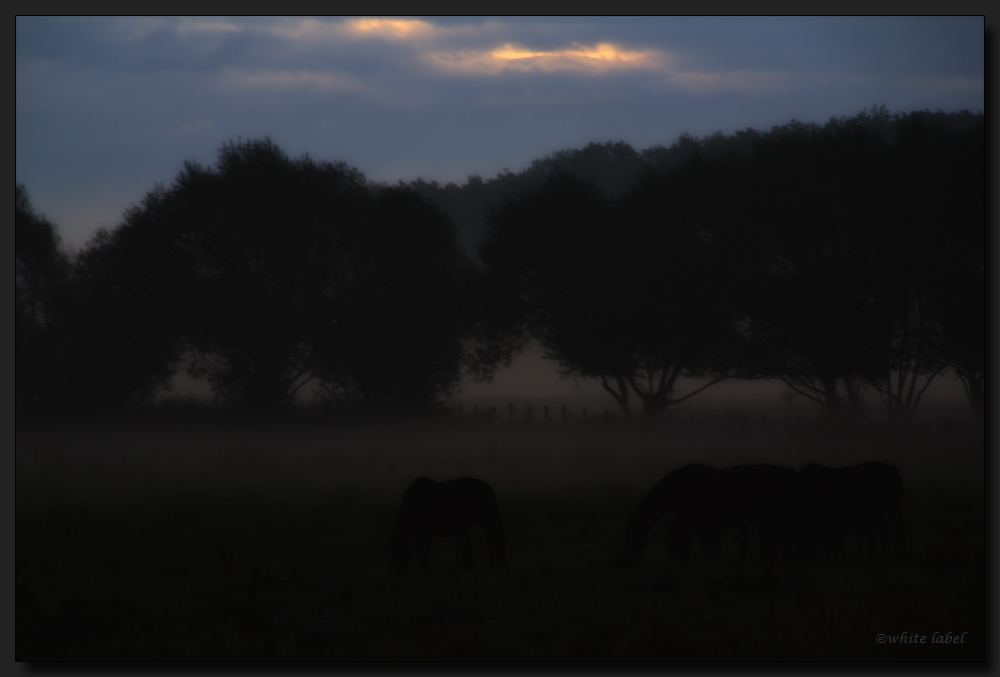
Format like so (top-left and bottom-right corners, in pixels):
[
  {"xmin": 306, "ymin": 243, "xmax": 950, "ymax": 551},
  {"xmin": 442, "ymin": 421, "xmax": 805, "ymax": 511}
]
[{"xmin": 16, "ymin": 416, "xmax": 986, "ymax": 661}]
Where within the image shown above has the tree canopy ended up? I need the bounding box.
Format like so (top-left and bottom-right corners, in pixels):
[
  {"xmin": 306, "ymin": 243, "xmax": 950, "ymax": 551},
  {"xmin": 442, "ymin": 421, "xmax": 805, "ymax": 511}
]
[
  {"xmin": 16, "ymin": 107, "xmax": 985, "ymax": 421},
  {"xmin": 15, "ymin": 184, "xmax": 72, "ymax": 413}
]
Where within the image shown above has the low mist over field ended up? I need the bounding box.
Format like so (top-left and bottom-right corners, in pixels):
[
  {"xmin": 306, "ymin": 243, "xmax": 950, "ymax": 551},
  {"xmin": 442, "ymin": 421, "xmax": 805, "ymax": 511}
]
[
  {"xmin": 16, "ymin": 415, "xmax": 984, "ymax": 661},
  {"xmin": 17, "ymin": 415, "xmax": 984, "ymax": 508}
]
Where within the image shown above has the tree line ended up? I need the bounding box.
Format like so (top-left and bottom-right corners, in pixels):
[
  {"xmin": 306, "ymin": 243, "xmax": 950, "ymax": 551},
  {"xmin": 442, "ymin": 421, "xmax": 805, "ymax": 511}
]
[{"xmin": 15, "ymin": 107, "xmax": 984, "ymax": 421}]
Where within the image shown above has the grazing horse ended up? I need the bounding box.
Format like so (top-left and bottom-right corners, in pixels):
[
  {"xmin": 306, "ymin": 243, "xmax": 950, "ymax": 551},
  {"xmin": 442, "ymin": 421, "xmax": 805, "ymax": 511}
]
[
  {"xmin": 392, "ymin": 477, "xmax": 504, "ymax": 573},
  {"xmin": 613, "ymin": 463, "xmax": 796, "ymax": 569},
  {"xmin": 719, "ymin": 464, "xmax": 797, "ymax": 561},
  {"xmin": 793, "ymin": 461, "xmax": 904, "ymax": 558}
]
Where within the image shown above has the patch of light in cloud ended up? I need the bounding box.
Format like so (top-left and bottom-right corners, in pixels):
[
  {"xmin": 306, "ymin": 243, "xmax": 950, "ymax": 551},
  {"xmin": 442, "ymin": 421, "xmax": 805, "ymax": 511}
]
[
  {"xmin": 344, "ymin": 17, "xmax": 437, "ymax": 40},
  {"xmin": 428, "ymin": 41, "xmax": 668, "ymax": 75}
]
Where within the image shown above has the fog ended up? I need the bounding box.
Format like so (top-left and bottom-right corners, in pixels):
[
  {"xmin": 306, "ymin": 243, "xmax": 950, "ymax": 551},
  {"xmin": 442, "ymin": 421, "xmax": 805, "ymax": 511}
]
[
  {"xmin": 18, "ymin": 412, "xmax": 983, "ymax": 514},
  {"xmin": 164, "ymin": 339, "xmax": 973, "ymax": 423},
  {"xmin": 17, "ymin": 412, "xmax": 985, "ymax": 660}
]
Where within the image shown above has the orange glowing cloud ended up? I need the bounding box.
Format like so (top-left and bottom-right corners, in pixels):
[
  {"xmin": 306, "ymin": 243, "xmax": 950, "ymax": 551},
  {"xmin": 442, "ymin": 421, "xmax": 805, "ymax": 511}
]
[
  {"xmin": 344, "ymin": 18, "xmax": 437, "ymax": 40},
  {"xmin": 428, "ymin": 42, "xmax": 669, "ymax": 75}
]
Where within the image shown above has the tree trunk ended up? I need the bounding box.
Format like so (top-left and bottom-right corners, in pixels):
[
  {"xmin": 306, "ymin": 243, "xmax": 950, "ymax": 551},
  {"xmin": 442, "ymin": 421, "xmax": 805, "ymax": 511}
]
[
  {"xmin": 638, "ymin": 389, "xmax": 671, "ymax": 421},
  {"xmin": 821, "ymin": 372, "xmax": 840, "ymax": 416},
  {"xmin": 843, "ymin": 378, "xmax": 865, "ymax": 418},
  {"xmin": 600, "ymin": 373, "xmax": 632, "ymax": 420},
  {"xmin": 959, "ymin": 371, "xmax": 984, "ymax": 420}
]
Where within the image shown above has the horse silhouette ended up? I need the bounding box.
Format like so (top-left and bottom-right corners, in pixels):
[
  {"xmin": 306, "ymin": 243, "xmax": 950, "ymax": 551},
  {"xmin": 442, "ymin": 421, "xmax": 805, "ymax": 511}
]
[
  {"xmin": 719, "ymin": 463, "xmax": 797, "ymax": 560},
  {"xmin": 614, "ymin": 463, "xmax": 796, "ymax": 569},
  {"xmin": 793, "ymin": 461, "xmax": 904, "ymax": 558},
  {"xmin": 392, "ymin": 477, "xmax": 504, "ymax": 573}
]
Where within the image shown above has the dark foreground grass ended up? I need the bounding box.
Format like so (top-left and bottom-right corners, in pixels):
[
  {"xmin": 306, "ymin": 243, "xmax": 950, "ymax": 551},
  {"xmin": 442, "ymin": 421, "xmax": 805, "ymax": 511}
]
[{"xmin": 16, "ymin": 419, "xmax": 985, "ymax": 661}]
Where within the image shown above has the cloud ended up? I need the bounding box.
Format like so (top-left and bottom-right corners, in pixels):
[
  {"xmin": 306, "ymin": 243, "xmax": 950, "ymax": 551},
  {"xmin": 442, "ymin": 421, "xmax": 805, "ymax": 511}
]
[
  {"xmin": 110, "ymin": 16, "xmax": 171, "ymax": 41},
  {"xmin": 219, "ymin": 67, "xmax": 365, "ymax": 93},
  {"xmin": 174, "ymin": 17, "xmax": 451, "ymax": 44},
  {"xmin": 426, "ymin": 42, "xmax": 669, "ymax": 76},
  {"xmin": 908, "ymin": 76, "xmax": 984, "ymax": 91},
  {"xmin": 477, "ymin": 87, "xmax": 601, "ymax": 108},
  {"xmin": 174, "ymin": 18, "xmax": 245, "ymax": 35},
  {"xmin": 662, "ymin": 69, "xmax": 797, "ymax": 94},
  {"xmin": 342, "ymin": 17, "xmax": 438, "ymax": 40}
]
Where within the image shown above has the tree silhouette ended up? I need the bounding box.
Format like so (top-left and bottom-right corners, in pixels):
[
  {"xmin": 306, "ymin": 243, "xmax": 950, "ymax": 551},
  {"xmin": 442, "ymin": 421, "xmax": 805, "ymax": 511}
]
[
  {"xmin": 481, "ymin": 170, "xmax": 738, "ymax": 420},
  {"xmin": 406, "ymin": 141, "xmax": 648, "ymax": 260},
  {"xmin": 63, "ymin": 187, "xmax": 192, "ymax": 410},
  {"xmin": 706, "ymin": 107, "xmax": 985, "ymax": 418},
  {"xmin": 18, "ymin": 108, "xmax": 982, "ymax": 420},
  {"xmin": 311, "ymin": 186, "xmax": 476, "ymax": 413},
  {"xmin": 889, "ymin": 111, "xmax": 986, "ymax": 418},
  {"xmin": 713, "ymin": 111, "xmax": 900, "ymax": 416},
  {"xmin": 93, "ymin": 138, "xmax": 474, "ymax": 415},
  {"xmin": 15, "ymin": 184, "xmax": 72, "ymax": 413},
  {"xmin": 156, "ymin": 138, "xmax": 370, "ymax": 413}
]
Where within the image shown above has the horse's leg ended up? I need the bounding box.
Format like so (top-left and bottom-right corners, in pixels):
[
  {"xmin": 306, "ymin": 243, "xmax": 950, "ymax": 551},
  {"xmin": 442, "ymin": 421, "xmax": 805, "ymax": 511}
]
[
  {"xmin": 697, "ymin": 524, "xmax": 720, "ymax": 562},
  {"xmin": 759, "ymin": 523, "xmax": 776, "ymax": 562},
  {"xmin": 668, "ymin": 521, "xmax": 693, "ymax": 564}
]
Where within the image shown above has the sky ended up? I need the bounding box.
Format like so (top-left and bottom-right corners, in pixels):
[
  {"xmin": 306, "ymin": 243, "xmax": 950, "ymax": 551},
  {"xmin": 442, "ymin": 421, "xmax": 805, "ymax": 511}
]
[
  {"xmin": 16, "ymin": 16, "xmax": 985, "ymax": 251},
  {"xmin": 15, "ymin": 16, "xmax": 985, "ymax": 412}
]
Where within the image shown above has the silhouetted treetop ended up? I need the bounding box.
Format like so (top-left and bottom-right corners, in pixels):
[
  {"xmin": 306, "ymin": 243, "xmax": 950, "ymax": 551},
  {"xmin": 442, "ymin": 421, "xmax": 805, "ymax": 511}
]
[
  {"xmin": 15, "ymin": 184, "xmax": 73, "ymax": 413},
  {"xmin": 475, "ymin": 107, "xmax": 983, "ymax": 419},
  {"xmin": 58, "ymin": 137, "xmax": 475, "ymax": 416},
  {"xmin": 15, "ymin": 107, "xmax": 984, "ymax": 421}
]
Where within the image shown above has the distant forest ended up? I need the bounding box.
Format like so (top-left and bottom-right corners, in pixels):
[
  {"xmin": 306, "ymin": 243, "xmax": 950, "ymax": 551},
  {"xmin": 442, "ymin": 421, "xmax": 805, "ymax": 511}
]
[{"xmin": 16, "ymin": 106, "xmax": 984, "ymax": 421}]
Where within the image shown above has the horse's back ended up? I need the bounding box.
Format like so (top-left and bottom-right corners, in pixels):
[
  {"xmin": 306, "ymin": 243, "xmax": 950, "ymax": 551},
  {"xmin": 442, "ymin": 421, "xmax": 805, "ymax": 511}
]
[
  {"xmin": 398, "ymin": 477, "xmax": 499, "ymax": 532},
  {"xmin": 721, "ymin": 464, "xmax": 796, "ymax": 519}
]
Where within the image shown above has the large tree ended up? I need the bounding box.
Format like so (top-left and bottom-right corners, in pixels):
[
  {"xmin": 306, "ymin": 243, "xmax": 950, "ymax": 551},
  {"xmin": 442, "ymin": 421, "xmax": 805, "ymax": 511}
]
[
  {"xmin": 480, "ymin": 171, "xmax": 738, "ymax": 420},
  {"xmin": 160, "ymin": 138, "xmax": 370, "ymax": 412},
  {"xmin": 15, "ymin": 184, "xmax": 72, "ymax": 413},
  {"xmin": 96, "ymin": 137, "xmax": 474, "ymax": 415},
  {"xmin": 311, "ymin": 186, "xmax": 477, "ymax": 413},
  {"xmin": 64, "ymin": 186, "xmax": 193, "ymax": 409},
  {"xmin": 888, "ymin": 110, "xmax": 986, "ymax": 418},
  {"xmin": 716, "ymin": 111, "xmax": 907, "ymax": 417},
  {"xmin": 709, "ymin": 107, "xmax": 984, "ymax": 418}
]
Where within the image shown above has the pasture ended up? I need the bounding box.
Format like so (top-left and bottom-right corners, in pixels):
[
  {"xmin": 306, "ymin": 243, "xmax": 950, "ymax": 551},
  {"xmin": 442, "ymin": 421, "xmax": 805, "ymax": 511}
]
[{"xmin": 16, "ymin": 414, "xmax": 985, "ymax": 661}]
